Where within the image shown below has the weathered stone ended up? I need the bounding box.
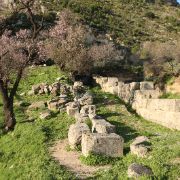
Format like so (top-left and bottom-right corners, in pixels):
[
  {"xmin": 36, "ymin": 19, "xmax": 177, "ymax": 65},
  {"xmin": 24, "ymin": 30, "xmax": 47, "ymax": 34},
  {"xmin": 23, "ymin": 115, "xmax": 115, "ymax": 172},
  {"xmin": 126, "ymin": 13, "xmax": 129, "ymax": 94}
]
[
  {"xmin": 132, "ymin": 136, "xmax": 149, "ymax": 145},
  {"xmin": 75, "ymin": 113, "xmax": 89, "ymax": 123},
  {"xmin": 39, "ymin": 111, "xmax": 51, "ymax": 120},
  {"xmin": 80, "ymin": 105, "xmax": 96, "ymax": 116},
  {"xmin": 68, "ymin": 123, "xmax": 90, "ymax": 149},
  {"xmin": 82, "ymin": 132, "xmax": 124, "ymax": 157},
  {"xmin": 78, "ymin": 93, "xmax": 93, "ymax": 106},
  {"xmin": 91, "ymin": 118, "xmax": 116, "ymax": 133},
  {"xmin": 67, "ymin": 106, "xmax": 79, "ymax": 117},
  {"xmin": 32, "ymin": 84, "xmax": 41, "ymax": 94},
  {"xmin": 47, "ymin": 99, "xmax": 59, "ymax": 111},
  {"xmin": 140, "ymin": 81, "xmax": 154, "ymax": 90},
  {"xmin": 28, "ymin": 101, "xmax": 46, "ymax": 110},
  {"xmin": 128, "ymin": 163, "xmax": 153, "ymax": 178},
  {"xmin": 130, "ymin": 136, "xmax": 150, "ymax": 157},
  {"xmin": 130, "ymin": 144, "xmax": 148, "ymax": 157}
]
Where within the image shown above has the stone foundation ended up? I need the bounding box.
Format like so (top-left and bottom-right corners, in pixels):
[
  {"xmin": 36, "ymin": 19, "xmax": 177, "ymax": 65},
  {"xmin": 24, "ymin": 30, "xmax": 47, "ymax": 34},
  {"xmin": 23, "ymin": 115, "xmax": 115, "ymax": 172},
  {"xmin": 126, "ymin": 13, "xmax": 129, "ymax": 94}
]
[{"xmin": 94, "ymin": 76, "xmax": 180, "ymax": 130}]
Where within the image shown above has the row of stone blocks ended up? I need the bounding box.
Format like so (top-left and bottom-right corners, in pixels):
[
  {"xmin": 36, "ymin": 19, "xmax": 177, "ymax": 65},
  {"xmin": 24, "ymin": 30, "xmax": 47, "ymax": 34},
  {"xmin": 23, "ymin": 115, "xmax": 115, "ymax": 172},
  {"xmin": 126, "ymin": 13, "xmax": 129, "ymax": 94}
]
[
  {"xmin": 94, "ymin": 76, "xmax": 180, "ymax": 130},
  {"xmin": 66, "ymin": 92, "xmax": 124, "ymax": 157}
]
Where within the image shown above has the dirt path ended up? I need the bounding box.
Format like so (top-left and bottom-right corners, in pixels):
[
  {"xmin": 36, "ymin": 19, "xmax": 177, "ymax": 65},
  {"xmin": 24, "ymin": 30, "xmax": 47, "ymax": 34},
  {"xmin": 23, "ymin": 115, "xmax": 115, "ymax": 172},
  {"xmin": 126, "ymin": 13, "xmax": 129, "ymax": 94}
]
[{"xmin": 50, "ymin": 139, "xmax": 111, "ymax": 179}]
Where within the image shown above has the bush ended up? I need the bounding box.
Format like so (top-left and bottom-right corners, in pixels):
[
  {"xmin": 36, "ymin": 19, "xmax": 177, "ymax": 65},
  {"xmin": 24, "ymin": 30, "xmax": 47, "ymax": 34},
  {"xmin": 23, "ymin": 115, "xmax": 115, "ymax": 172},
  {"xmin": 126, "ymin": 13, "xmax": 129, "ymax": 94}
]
[{"xmin": 141, "ymin": 40, "xmax": 180, "ymax": 83}]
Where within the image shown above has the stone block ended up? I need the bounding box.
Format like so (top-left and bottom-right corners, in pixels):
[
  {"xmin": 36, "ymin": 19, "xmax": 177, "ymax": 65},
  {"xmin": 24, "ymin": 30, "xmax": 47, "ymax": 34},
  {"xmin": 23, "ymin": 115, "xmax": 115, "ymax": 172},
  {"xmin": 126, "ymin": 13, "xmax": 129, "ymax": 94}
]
[
  {"xmin": 80, "ymin": 105, "xmax": 96, "ymax": 116},
  {"xmin": 81, "ymin": 132, "xmax": 124, "ymax": 157},
  {"xmin": 67, "ymin": 106, "xmax": 79, "ymax": 117},
  {"xmin": 68, "ymin": 123, "xmax": 90, "ymax": 149},
  {"xmin": 91, "ymin": 118, "xmax": 116, "ymax": 133}
]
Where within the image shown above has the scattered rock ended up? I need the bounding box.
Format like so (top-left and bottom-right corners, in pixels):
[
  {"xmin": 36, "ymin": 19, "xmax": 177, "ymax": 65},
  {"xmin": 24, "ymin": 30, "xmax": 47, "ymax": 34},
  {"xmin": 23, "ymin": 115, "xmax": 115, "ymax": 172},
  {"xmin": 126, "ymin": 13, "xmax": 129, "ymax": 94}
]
[
  {"xmin": 75, "ymin": 113, "xmax": 89, "ymax": 123},
  {"xmin": 28, "ymin": 101, "xmax": 46, "ymax": 110},
  {"xmin": 68, "ymin": 123, "xmax": 90, "ymax": 149},
  {"xmin": 80, "ymin": 105, "xmax": 96, "ymax": 116},
  {"xmin": 128, "ymin": 163, "xmax": 153, "ymax": 178},
  {"xmin": 78, "ymin": 93, "xmax": 93, "ymax": 106},
  {"xmin": 39, "ymin": 111, "xmax": 52, "ymax": 120},
  {"xmin": 82, "ymin": 132, "xmax": 124, "ymax": 157},
  {"xmin": 67, "ymin": 106, "xmax": 79, "ymax": 117},
  {"xmin": 130, "ymin": 136, "xmax": 150, "ymax": 157},
  {"xmin": 130, "ymin": 144, "xmax": 148, "ymax": 157}
]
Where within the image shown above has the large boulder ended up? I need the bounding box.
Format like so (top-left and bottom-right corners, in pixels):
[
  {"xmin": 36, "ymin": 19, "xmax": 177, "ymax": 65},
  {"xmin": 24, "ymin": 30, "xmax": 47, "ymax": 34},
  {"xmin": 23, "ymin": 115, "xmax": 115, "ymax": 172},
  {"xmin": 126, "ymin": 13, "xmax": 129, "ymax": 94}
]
[
  {"xmin": 81, "ymin": 132, "xmax": 124, "ymax": 157},
  {"xmin": 68, "ymin": 123, "xmax": 90, "ymax": 149}
]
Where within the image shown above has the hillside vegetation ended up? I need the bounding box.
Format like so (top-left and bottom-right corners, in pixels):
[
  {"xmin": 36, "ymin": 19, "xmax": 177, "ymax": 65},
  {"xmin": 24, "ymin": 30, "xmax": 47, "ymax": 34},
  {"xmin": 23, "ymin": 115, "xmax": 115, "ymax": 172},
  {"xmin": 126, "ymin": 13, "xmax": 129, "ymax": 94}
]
[{"xmin": 43, "ymin": 0, "xmax": 180, "ymax": 49}]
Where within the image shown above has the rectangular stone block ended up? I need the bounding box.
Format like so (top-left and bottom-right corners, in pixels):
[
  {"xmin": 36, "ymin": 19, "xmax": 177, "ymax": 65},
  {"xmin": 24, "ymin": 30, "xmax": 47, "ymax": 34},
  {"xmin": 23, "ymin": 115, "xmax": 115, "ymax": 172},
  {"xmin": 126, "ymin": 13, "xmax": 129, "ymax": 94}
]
[
  {"xmin": 91, "ymin": 118, "xmax": 116, "ymax": 133},
  {"xmin": 82, "ymin": 132, "xmax": 124, "ymax": 157}
]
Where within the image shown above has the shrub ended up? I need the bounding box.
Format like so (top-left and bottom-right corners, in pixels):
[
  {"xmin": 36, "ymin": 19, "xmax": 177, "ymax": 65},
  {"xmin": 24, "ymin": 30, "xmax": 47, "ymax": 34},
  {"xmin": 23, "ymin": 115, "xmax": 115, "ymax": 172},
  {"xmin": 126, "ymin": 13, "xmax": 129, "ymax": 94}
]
[{"xmin": 141, "ymin": 40, "xmax": 180, "ymax": 84}]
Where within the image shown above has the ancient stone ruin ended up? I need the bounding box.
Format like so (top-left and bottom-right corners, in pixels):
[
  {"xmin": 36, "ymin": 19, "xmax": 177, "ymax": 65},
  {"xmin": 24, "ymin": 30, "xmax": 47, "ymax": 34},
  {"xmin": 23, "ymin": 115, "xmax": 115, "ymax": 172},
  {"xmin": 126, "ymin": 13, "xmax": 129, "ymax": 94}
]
[{"xmin": 94, "ymin": 76, "xmax": 180, "ymax": 130}]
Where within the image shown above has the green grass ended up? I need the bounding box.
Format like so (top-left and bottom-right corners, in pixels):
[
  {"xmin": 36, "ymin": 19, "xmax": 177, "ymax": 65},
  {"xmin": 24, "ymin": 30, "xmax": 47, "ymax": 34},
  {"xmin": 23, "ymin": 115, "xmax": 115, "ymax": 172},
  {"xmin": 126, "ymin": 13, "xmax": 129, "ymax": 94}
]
[
  {"xmin": 80, "ymin": 153, "xmax": 119, "ymax": 166},
  {"xmin": 0, "ymin": 66, "xmax": 75, "ymax": 179},
  {"xmin": 0, "ymin": 66, "xmax": 180, "ymax": 179},
  {"xmin": 160, "ymin": 92, "xmax": 180, "ymax": 99}
]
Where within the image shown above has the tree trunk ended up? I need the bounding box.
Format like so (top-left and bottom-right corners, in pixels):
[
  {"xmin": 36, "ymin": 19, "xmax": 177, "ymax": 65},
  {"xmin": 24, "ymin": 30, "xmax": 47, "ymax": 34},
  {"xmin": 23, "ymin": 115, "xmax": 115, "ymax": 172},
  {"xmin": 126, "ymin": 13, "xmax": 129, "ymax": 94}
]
[{"xmin": 3, "ymin": 98, "xmax": 16, "ymax": 131}]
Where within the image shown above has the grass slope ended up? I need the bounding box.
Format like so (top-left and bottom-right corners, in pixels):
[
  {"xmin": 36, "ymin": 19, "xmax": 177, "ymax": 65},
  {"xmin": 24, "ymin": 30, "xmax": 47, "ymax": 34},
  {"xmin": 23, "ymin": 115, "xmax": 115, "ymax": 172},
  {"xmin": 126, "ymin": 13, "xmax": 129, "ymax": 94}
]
[{"xmin": 0, "ymin": 66, "xmax": 180, "ymax": 179}]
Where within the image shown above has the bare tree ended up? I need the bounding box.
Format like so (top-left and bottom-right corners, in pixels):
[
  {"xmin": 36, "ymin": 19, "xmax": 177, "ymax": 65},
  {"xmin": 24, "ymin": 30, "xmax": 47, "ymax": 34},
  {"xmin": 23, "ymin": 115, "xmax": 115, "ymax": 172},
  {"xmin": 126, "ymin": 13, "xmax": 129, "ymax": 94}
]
[{"xmin": 0, "ymin": 0, "xmax": 44, "ymax": 131}]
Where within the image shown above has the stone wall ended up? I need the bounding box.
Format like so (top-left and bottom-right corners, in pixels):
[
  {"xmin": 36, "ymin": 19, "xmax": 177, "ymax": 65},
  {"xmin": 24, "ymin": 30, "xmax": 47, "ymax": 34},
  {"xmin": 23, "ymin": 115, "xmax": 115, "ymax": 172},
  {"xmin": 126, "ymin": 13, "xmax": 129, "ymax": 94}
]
[{"xmin": 94, "ymin": 76, "xmax": 180, "ymax": 130}]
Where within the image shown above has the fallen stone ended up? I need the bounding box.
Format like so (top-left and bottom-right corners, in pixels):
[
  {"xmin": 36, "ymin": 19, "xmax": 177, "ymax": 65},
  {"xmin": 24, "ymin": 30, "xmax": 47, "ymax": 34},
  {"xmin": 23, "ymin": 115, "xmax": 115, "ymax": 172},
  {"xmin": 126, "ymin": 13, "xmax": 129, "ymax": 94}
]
[
  {"xmin": 82, "ymin": 132, "xmax": 124, "ymax": 157},
  {"xmin": 132, "ymin": 136, "xmax": 149, "ymax": 145},
  {"xmin": 78, "ymin": 93, "xmax": 93, "ymax": 106},
  {"xmin": 68, "ymin": 123, "xmax": 90, "ymax": 149},
  {"xmin": 28, "ymin": 101, "xmax": 46, "ymax": 110},
  {"xmin": 75, "ymin": 113, "xmax": 89, "ymax": 123},
  {"xmin": 130, "ymin": 136, "xmax": 150, "ymax": 157},
  {"xmin": 130, "ymin": 144, "xmax": 148, "ymax": 157},
  {"xmin": 47, "ymin": 99, "xmax": 59, "ymax": 111},
  {"xmin": 128, "ymin": 163, "xmax": 153, "ymax": 178},
  {"xmin": 80, "ymin": 105, "xmax": 96, "ymax": 116},
  {"xmin": 67, "ymin": 106, "xmax": 79, "ymax": 117},
  {"xmin": 32, "ymin": 84, "xmax": 41, "ymax": 94},
  {"xmin": 91, "ymin": 118, "xmax": 116, "ymax": 133},
  {"xmin": 39, "ymin": 111, "xmax": 51, "ymax": 120}
]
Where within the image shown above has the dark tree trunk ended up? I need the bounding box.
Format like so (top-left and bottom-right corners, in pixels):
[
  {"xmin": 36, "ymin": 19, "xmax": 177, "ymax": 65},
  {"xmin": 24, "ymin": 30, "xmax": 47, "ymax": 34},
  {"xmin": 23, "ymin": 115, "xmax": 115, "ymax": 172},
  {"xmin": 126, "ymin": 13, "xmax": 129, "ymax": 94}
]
[
  {"xmin": 3, "ymin": 98, "xmax": 16, "ymax": 131},
  {"xmin": 0, "ymin": 80, "xmax": 16, "ymax": 131}
]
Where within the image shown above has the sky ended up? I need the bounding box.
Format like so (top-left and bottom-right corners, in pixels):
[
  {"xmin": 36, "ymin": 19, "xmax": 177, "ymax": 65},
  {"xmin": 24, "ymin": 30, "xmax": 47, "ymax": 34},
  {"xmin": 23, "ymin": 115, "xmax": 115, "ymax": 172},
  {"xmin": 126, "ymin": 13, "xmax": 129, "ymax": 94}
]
[{"xmin": 178, "ymin": 0, "xmax": 180, "ymax": 3}]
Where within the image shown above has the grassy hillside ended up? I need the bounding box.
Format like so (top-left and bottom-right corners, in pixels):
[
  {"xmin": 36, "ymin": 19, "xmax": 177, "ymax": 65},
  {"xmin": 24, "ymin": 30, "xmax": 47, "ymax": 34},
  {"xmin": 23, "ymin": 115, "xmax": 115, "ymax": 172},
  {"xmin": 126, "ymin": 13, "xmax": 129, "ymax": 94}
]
[
  {"xmin": 0, "ymin": 66, "xmax": 180, "ymax": 179},
  {"xmin": 43, "ymin": 0, "xmax": 180, "ymax": 49}
]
